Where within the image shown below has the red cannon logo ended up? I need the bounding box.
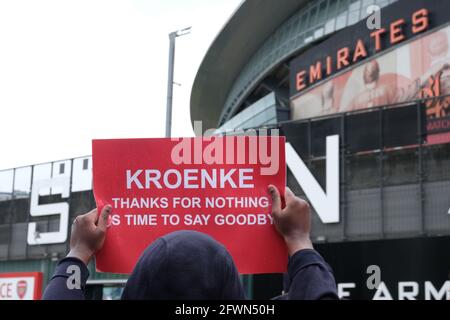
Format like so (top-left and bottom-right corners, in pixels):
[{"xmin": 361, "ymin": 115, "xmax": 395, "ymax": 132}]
[{"xmin": 16, "ymin": 280, "xmax": 27, "ymax": 299}]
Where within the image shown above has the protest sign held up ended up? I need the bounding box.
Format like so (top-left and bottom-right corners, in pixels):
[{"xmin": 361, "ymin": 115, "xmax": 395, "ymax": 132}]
[{"xmin": 92, "ymin": 136, "xmax": 286, "ymax": 274}]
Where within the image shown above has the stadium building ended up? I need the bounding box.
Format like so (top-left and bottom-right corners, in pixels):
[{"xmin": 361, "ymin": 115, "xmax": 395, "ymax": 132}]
[
  {"xmin": 0, "ymin": 0, "xmax": 449, "ymax": 300},
  {"xmin": 190, "ymin": 0, "xmax": 450, "ymax": 299}
]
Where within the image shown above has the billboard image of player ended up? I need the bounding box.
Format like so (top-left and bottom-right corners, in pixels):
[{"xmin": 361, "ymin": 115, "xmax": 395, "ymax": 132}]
[{"xmin": 291, "ymin": 25, "xmax": 450, "ymax": 142}]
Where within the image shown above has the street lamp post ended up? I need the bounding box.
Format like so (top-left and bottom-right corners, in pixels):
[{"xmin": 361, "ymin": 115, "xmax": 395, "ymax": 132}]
[{"xmin": 165, "ymin": 27, "xmax": 191, "ymax": 138}]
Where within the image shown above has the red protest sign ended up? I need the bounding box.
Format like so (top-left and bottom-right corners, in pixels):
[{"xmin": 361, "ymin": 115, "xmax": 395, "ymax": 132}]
[{"xmin": 92, "ymin": 136, "xmax": 287, "ymax": 274}]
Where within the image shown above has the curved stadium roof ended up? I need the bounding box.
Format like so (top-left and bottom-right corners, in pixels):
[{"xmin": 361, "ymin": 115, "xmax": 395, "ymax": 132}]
[{"xmin": 190, "ymin": 0, "xmax": 308, "ymax": 130}]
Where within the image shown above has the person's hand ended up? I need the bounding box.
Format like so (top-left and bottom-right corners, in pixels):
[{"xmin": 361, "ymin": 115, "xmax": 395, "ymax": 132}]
[
  {"xmin": 66, "ymin": 205, "xmax": 112, "ymax": 265},
  {"xmin": 268, "ymin": 185, "xmax": 313, "ymax": 256}
]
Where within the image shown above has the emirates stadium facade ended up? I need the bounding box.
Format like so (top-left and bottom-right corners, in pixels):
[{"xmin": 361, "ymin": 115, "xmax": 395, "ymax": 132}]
[
  {"xmin": 0, "ymin": 0, "xmax": 449, "ymax": 300},
  {"xmin": 190, "ymin": 0, "xmax": 450, "ymax": 299}
]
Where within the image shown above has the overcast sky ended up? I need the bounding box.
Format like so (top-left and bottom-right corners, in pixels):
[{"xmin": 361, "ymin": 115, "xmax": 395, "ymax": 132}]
[{"xmin": 0, "ymin": 0, "xmax": 241, "ymax": 170}]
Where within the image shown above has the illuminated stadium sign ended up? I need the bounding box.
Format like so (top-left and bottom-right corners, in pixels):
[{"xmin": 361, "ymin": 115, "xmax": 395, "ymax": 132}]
[
  {"xmin": 289, "ymin": 0, "xmax": 450, "ymax": 144},
  {"xmin": 290, "ymin": 0, "xmax": 450, "ymax": 97},
  {"xmin": 293, "ymin": 8, "xmax": 429, "ymax": 93}
]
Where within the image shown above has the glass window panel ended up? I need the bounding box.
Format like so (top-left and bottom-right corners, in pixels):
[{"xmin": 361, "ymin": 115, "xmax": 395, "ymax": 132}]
[
  {"xmin": 363, "ymin": 0, "xmax": 375, "ymax": 6},
  {"xmin": 14, "ymin": 166, "xmax": 32, "ymax": 198},
  {"xmin": 424, "ymin": 143, "xmax": 450, "ymax": 182},
  {"xmin": 314, "ymin": 27, "xmax": 324, "ymax": 39},
  {"xmin": 327, "ymin": 0, "xmax": 340, "ymax": 17},
  {"xmin": 383, "ymin": 148, "xmax": 419, "ymax": 186},
  {"xmin": 0, "ymin": 200, "xmax": 12, "ymax": 224},
  {"xmin": 348, "ymin": 0, "xmax": 362, "ymax": 25},
  {"xmin": 0, "ymin": 170, "xmax": 13, "ymax": 201},
  {"xmin": 347, "ymin": 153, "xmax": 381, "ymax": 189},
  {"xmin": 335, "ymin": 11, "xmax": 348, "ymax": 30},
  {"xmin": 311, "ymin": 117, "xmax": 341, "ymax": 157},
  {"xmin": 346, "ymin": 110, "xmax": 381, "ymax": 153},
  {"xmin": 383, "ymin": 105, "xmax": 420, "ymax": 148},
  {"xmin": 0, "ymin": 224, "xmax": 10, "ymax": 244},
  {"xmin": 316, "ymin": 1, "xmax": 328, "ymax": 24},
  {"xmin": 281, "ymin": 122, "xmax": 310, "ymax": 160},
  {"xmin": 297, "ymin": 12, "xmax": 308, "ymax": 33},
  {"xmin": 308, "ymin": 6, "xmax": 318, "ymax": 28},
  {"xmin": 9, "ymin": 223, "xmax": 27, "ymax": 259},
  {"xmin": 349, "ymin": 0, "xmax": 362, "ymax": 12},
  {"xmin": 375, "ymin": 0, "xmax": 390, "ymax": 7},
  {"xmin": 0, "ymin": 224, "xmax": 10, "ymax": 259},
  {"xmin": 51, "ymin": 160, "xmax": 71, "ymax": 195},
  {"xmin": 11, "ymin": 197, "xmax": 30, "ymax": 223},
  {"xmin": 32, "ymin": 163, "xmax": 52, "ymax": 196},
  {"xmin": 324, "ymin": 18, "xmax": 336, "ymax": 35},
  {"xmin": 72, "ymin": 157, "xmax": 92, "ymax": 192}
]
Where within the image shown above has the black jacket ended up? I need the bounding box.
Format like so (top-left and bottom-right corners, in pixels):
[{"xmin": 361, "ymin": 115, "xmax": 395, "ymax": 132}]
[{"xmin": 42, "ymin": 230, "xmax": 338, "ymax": 300}]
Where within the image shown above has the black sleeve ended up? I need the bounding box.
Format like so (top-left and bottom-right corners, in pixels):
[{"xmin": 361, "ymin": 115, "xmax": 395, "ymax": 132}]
[
  {"xmin": 286, "ymin": 249, "xmax": 339, "ymax": 300},
  {"xmin": 42, "ymin": 257, "xmax": 90, "ymax": 300}
]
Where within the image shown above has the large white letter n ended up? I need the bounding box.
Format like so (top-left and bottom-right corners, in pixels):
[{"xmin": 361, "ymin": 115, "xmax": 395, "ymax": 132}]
[{"xmin": 286, "ymin": 135, "xmax": 339, "ymax": 223}]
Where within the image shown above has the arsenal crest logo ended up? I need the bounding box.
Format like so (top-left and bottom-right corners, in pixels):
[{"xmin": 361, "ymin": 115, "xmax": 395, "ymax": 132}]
[{"xmin": 16, "ymin": 280, "xmax": 27, "ymax": 299}]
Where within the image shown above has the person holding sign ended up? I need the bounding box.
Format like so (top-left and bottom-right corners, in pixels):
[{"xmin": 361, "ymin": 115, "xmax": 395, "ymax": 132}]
[
  {"xmin": 42, "ymin": 185, "xmax": 338, "ymax": 300},
  {"xmin": 91, "ymin": 137, "xmax": 289, "ymax": 275}
]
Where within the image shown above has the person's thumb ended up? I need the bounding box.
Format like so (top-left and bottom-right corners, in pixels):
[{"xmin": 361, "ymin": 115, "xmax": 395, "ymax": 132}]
[
  {"xmin": 268, "ymin": 185, "xmax": 282, "ymax": 219},
  {"xmin": 97, "ymin": 205, "xmax": 112, "ymax": 231}
]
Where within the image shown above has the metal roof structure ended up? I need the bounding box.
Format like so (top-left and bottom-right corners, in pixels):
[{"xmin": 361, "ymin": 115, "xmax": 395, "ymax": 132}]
[{"xmin": 190, "ymin": 0, "xmax": 308, "ymax": 130}]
